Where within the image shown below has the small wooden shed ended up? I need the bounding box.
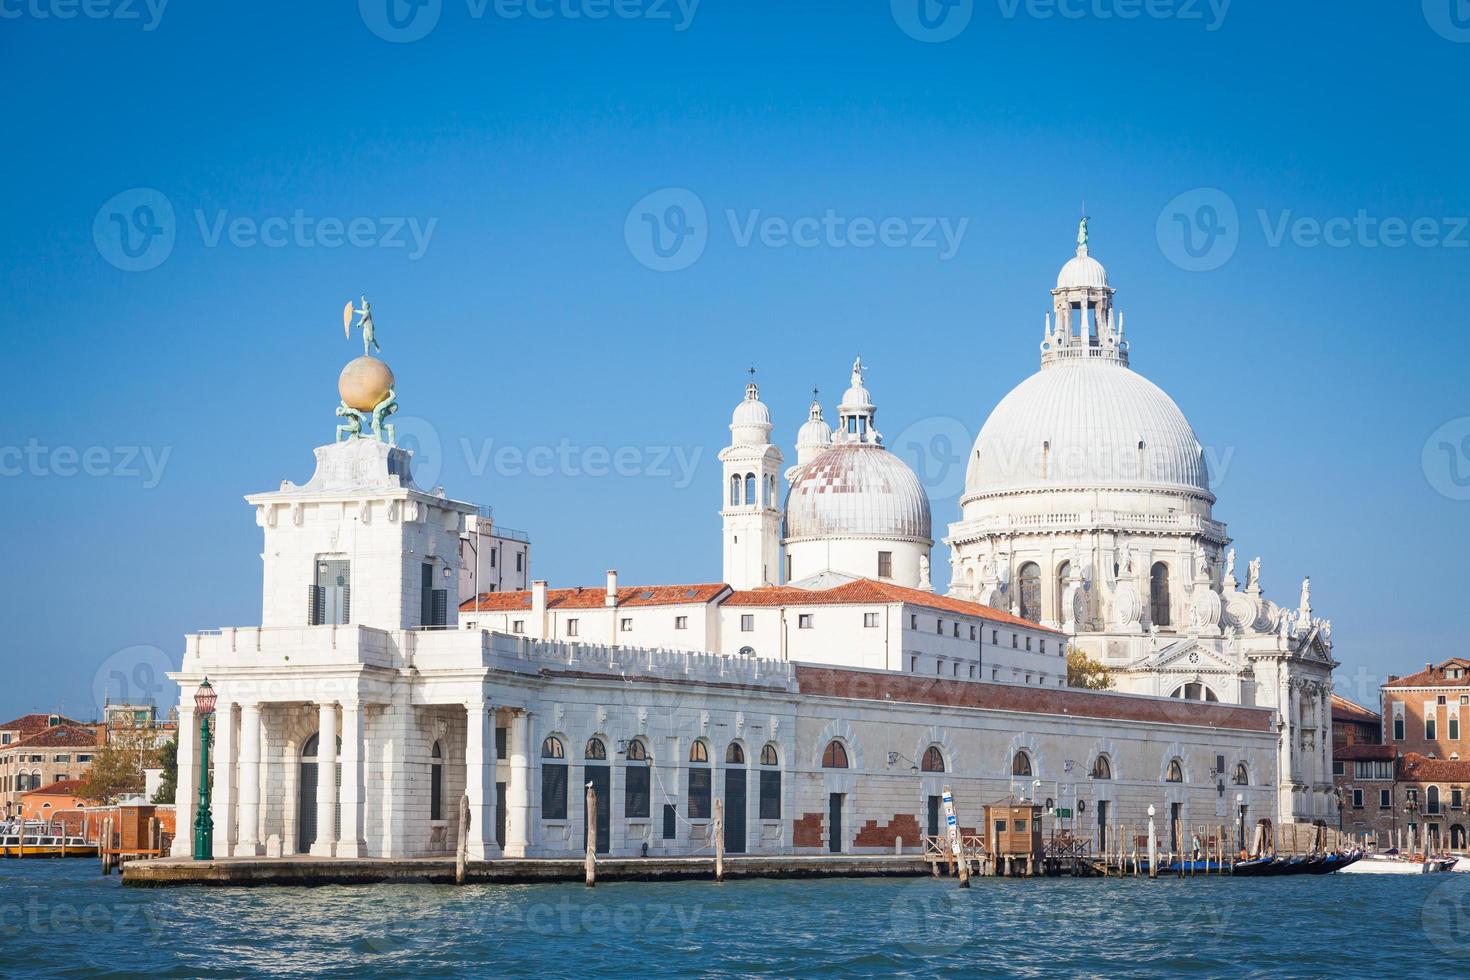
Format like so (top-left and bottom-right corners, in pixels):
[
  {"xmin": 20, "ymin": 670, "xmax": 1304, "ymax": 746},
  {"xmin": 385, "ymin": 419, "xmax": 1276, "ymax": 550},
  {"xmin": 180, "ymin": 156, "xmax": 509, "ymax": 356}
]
[{"xmin": 983, "ymin": 802, "xmax": 1043, "ymax": 861}]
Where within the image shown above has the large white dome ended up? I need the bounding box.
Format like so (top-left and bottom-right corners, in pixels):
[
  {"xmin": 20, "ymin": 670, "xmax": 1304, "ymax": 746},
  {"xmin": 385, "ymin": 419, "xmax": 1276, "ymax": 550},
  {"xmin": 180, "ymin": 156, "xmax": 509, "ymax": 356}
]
[
  {"xmin": 786, "ymin": 444, "xmax": 932, "ymax": 542},
  {"xmin": 964, "ymin": 360, "xmax": 1210, "ymax": 497}
]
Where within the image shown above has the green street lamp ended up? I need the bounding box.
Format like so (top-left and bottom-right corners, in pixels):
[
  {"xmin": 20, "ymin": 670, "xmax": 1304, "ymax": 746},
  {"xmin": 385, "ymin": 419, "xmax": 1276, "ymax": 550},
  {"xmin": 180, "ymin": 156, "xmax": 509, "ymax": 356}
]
[{"xmin": 192, "ymin": 679, "xmax": 217, "ymax": 860}]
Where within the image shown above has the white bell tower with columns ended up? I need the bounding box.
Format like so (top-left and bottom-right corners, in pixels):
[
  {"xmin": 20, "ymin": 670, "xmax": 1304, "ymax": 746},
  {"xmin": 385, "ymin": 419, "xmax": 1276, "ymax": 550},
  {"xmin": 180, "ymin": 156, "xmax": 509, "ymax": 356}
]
[{"xmin": 718, "ymin": 374, "xmax": 784, "ymax": 589}]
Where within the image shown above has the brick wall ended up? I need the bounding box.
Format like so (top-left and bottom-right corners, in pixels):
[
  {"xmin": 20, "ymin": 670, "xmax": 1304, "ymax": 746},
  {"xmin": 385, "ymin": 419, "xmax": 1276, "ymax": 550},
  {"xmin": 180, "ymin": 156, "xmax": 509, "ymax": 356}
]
[
  {"xmin": 853, "ymin": 812, "xmax": 921, "ymax": 848},
  {"xmin": 794, "ymin": 811, "xmax": 824, "ymax": 848}
]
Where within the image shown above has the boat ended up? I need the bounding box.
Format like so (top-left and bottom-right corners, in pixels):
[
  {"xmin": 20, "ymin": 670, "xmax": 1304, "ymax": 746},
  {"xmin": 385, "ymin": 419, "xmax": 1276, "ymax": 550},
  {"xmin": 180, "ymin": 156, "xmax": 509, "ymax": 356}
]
[
  {"xmin": 1335, "ymin": 850, "xmax": 1451, "ymax": 875},
  {"xmin": 0, "ymin": 832, "xmax": 98, "ymax": 858}
]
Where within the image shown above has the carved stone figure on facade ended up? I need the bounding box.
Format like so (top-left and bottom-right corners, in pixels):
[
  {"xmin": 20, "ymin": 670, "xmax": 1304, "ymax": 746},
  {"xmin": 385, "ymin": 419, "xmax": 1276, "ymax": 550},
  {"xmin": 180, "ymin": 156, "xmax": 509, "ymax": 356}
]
[{"xmin": 1247, "ymin": 556, "xmax": 1261, "ymax": 592}]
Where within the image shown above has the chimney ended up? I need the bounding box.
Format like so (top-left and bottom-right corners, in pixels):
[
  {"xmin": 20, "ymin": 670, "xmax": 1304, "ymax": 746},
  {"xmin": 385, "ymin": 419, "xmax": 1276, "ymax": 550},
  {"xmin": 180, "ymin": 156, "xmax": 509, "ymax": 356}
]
[
  {"xmin": 605, "ymin": 570, "xmax": 618, "ymax": 607},
  {"xmin": 531, "ymin": 580, "xmax": 548, "ymax": 639},
  {"xmin": 1427, "ymin": 662, "xmax": 1434, "ymax": 675}
]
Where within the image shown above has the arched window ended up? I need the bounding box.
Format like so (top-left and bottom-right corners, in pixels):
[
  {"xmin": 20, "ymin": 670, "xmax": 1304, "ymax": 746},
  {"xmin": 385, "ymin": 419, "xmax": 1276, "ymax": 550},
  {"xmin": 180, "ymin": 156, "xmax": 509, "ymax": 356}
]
[
  {"xmin": 541, "ymin": 735, "xmax": 567, "ymax": 820},
  {"xmin": 766, "ymin": 475, "xmax": 776, "ymax": 507},
  {"xmin": 688, "ymin": 741, "xmax": 712, "ymax": 820},
  {"xmin": 1012, "ymin": 751, "xmax": 1033, "ymax": 777},
  {"xmin": 1169, "ymin": 683, "xmax": 1219, "ymax": 702},
  {"xmin": 726, "ymin": 743, "xmax": 744, "ymax": 765},
  {"xmin": 738, "ymin": 646, "xmax": 756, "ymax": 658},
  {"xmin": 1018, "ymin": 562, "xmax": 1042, "ymax": 623},
  {"xmin": 1428, "ymin": 785, "xmax": 1442, "ymax": 815},
  {"xmin": 1091, "ymin": 755, "xmax": 1112, "ymax": 780},
  {"xmin": 585, "ymin": 737, "xmax": 607, "ymax": 760},
  {"xmin": 822, "ymin": 740, "xmax": 849, "ymax": 769},
  {"xmin": 1233, "ymin": 762, "xmax": 1248, "ymax": 786},
  {"xmin": 1165, "ymin": 759, "xmax": 1184, "ymax": 783},
  {"xmin": 921, "ymin": 746, "xmax": 945, "ymax": 772},
  {"xmin": 430, "ymin": 741, "xmax": 444, "ymax": 822},
  {"xmin": 625, "ymin": 739, "xmax": 650, "ymax": 819},
  {"xmin": 759, "ymin": 743, "xmax": 781, "ymax": 819},
  {"xmin": 744, "ymin": 473, "xmax": 756, "ymax": 505},
  {"xmin": 729, "ymin": 474, "xmax": 740, "ymax": 506},
  {"xmin": 1150, "ymin": 562, "xmax": 1171, "ymax": 627}
]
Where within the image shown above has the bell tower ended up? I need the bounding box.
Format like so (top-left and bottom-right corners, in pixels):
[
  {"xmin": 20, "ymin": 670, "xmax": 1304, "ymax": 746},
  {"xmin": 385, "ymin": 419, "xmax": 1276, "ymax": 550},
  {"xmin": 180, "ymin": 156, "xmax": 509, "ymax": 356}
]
[{"xmin": 718, "ymin": 373, "xmax": 784, "ymax": 589}]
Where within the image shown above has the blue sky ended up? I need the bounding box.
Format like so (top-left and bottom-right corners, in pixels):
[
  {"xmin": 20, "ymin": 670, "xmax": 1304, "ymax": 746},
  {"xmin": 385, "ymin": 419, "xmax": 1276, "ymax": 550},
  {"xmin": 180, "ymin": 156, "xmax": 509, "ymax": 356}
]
[{"xmin": 2, "ymin": 1, "xmax": 1467, "ymax": 721}]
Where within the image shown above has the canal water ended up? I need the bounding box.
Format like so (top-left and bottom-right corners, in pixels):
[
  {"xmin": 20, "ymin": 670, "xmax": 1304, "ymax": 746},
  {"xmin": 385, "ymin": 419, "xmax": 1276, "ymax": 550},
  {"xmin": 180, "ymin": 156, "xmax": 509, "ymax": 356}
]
[{"xmin": 2, "ymin": 861, "xmax": 1468, "ymax": 977}]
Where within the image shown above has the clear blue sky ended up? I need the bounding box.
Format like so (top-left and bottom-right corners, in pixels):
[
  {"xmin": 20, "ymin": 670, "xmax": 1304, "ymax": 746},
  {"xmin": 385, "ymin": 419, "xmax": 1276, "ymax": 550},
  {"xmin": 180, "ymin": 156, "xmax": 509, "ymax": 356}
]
[{"xmin": 3, "ymin": 1, "xmax": 1467, "ymax": 721}]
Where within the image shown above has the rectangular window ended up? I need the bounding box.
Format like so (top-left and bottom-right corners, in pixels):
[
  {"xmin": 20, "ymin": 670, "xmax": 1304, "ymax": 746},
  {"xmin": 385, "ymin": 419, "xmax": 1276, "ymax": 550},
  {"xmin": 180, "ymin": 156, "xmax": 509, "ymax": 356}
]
[
  {"xmin": 798, "ymin": 614, "xmax": 813, "ymax": 629},
  {"xmin": 1439, "ymin": 695, "xmax": 1448, "ymax": 705},
  {"xmin": 909, "ymin": 655, "xmax": 918, "ymax": 672},
  {"xmin": 953, "ymin": 623, "xmax": 960, "ymax": 638},
  {"xmin": 969, "ymin": 625, "xmax": 977, "ymax": 640},
  {"xmin": 1427, "ymin": 717, "xmax": 1437, "ymax": 740},
  {"xmin": 53, "ymin": 755, "xmax": 70, "ymax": 763},
  {"xmin": 991, "ymin": 629, "xmax": 998, "ymax": 644},
  {"xmin": 995, "ymin": 820, "xmax": 1007, "ymax": 833},
  {"xmin": 877, "ymin": 551, "xmax": 893, "ymax": 578},
  {"xmin": 541, "ymin": 764, "xmax": 568, "ymax": 820},
  {"xmin": 911, "ymin": 615, "xmax": 918, "ymax": 630},
  {"xmin": 1332, "ymin": 761, "xmax": 1344, "ymax": 776},
  {"xmin": 1026, "ymin": 636, "xmax": 1033, "ymax": 651},
  {"xmin": 1393, "ymin": 717, "xmax": 1405, "ymax": 741},
  {"xmin": 310, "ymin": 558, "xmax": 351, "ymax": 626},
  {"xmin": 431, "ymin": 761, "xmax": 444, "ymax": 821},
  {"xmin": 759, "ymin": 770, "xmax": 781, "ymax": 819},
  {"xmin": 675, "ymin": 616, "xmax": 688, "ymax": 630},
  {"xmin": 864, "ymin": 612, "xmax": 879, "ymax": 628},
  {"xmin": 663, "ymin": 804, "xmax": 677, "ymax": 840},
  {"xmin": 515, "ymin": 553, "xmax": 524, "ymax": 573},
  {"xmin": 1375, "ymin": 760, "xmax": 1392, "ymax": 780},
  {"xmin": 1012, "ymin": 634, "xmax": 1018, "ymax": 649},
  {"xmin": 76, "ymin": 755, "xmax": 91, "ymax": 763},
  {"xmin": 512, "ymin": 620, "xmax": 525, "ymax": 634},
  {"xmin": 566, "ymin": 618, "xmax": 579, "ymax": 637},
  {"xmin": 1452, "ymin": 718, "xmax": 1461, "ymax": 741},
  {"xmin": 495, "ymin": 727, "xmax": 507, "ymax": 760},
  {"xmin": 490, "ymin": 548, "xmax": 497, "ymax": 568},
  {"xmin": 936, "ymin": 619, "xmax": 944, "ymax": 635},
  {"xmin": 1454, "ymin": 789, "xmax": 1464, "ymax": 809},
  {"xmin": 936, "ymin": 660, "xmax": 944, "ymax": 675},
  {"xmin": 969, "ymin": 665, "xmax": 976, "ymax": 679},
  {"xmin": 1380, "ymin": 789, "xmax": 1392, "ymax": 808},
  {"xmin": 1352, "ymin": 788, "xmax": 1363, "ymax": 809},
  {"xmin": 625, "ymin": 765, "xmax": 651, "ymax": 819},
  {"xmin": 688, "ymin": 769, "xmax": 712, "ymax": 820},
  {"xmin": 621, "ymin": 618, "xmax": 633, "ymax": 631},
  {"xmin": 741, "ymin": 614, "xmax": 754, "ymax": 632}
]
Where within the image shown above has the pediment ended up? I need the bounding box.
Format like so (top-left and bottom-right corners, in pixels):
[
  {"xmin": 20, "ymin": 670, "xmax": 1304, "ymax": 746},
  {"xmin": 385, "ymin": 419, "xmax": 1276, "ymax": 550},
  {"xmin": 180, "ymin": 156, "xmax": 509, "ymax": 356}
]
[{"xmin": 1151, "ymin": 640, "xmax": 1241, "ymax": 674}]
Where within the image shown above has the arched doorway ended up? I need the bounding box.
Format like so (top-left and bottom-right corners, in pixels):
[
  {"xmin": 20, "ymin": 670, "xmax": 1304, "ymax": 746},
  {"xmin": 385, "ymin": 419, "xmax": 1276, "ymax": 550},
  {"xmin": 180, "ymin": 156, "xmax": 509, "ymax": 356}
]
[
  {"xmin": 1018, "ymin": 563, "xmax": 1042, "ymax": 623},
  {"xmin": 582, "ymin": 737, "xmax": 610, "ymax": 855},
  {"xmin": 298, "ymin": 732, "xmax": 341, "ymax": 854},
  {"xmin": 1451, "ymin": 824, "xmax": 1467, "ymax": 851},
  {"xmin": 724, "ymin": 743, "xmax": 747, "ymax": 854}
]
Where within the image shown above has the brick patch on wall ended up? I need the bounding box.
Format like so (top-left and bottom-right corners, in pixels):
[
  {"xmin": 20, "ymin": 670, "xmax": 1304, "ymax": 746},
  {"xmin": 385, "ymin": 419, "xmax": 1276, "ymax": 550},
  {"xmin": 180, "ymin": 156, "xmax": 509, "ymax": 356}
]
[
  {"xmin": 794, "ymin": 811, "xmax": 825, "ymax": 848},
  {"xmin": 854, "ymin": 813, "xmax": 922, "ymax": 848}
]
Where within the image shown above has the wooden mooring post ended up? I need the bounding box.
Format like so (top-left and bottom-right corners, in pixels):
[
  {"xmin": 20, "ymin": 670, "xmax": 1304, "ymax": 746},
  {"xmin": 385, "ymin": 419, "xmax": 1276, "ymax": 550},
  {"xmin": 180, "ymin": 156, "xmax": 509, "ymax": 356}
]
[
  {"xmin": 455, "ymin": 795, "xmax": 469, "ymax": 885},
  {"xmin": 584, "ymin": 782, "xmax": 597, "ymax": 888},
  {"xmin": 714, "ymin": 799, "xmax": 725, "ymax": 882}
]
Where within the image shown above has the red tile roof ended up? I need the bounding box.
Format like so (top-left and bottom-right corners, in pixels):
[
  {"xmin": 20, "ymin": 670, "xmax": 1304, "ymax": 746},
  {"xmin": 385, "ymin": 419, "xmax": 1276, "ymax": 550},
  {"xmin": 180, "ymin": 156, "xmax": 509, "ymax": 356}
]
[
  {"xmin": 1331, "ymin": 694, "xmax": 1381, "ymax": 726},
  {"xmin": 22, "ymin": 778, "xmax": 87, "ymax": 797},
  {"xmin": 8, "ymin": 724, "xmax": 103, "ymax": 750},
  {"xmin": 1384, "ymin": 659, "xmax": 1470, "ymax": 689},
  {"xmin": 1334, "ymin": 743, "xmax": 1395, "ymax": 761},
  {"xmin": 462, "ymin": 583, "xmax": 729, "ymax": 613},
  {"xmin": 0, "ymin": 713, "xmax": 86, "ymax": 734},
  {"xmin": 1398, "ymin": 752, "xmax": 1470, "ymax": 782},
  {"xmin": 725, "ymin": 579, "xmax": 1065, "ymax": 634}
]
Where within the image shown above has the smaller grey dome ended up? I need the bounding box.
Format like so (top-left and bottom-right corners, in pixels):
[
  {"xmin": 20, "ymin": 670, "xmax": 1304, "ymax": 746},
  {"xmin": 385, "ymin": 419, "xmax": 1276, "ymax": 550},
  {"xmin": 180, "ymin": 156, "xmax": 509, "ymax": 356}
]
[{"xmin": 785, "ymin": 444, "xmax": 932, "ymax": 543}]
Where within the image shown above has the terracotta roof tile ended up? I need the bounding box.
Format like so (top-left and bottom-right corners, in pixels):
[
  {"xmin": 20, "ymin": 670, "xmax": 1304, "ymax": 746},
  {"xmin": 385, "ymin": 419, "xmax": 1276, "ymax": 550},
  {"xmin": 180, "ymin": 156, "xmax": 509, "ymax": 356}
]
[
  {"xmin": 23, "ymin": 778, "xmax": 87, "ymax": 797},
  {"xmin": 1398, "ymin": 752, "xmax": 1470, "ymax": 782},
  {"xmin": 462, "ymin": 583, "xmax": 729, "ymax": 613},
  {"xmin": 1384, "ymin": 659, "xmax": 1470, "ymax": 689},
  {"xmin": 724, "ymin": 579, "xmax": 1064, "ymax": 634},
  {"xmin": 0, "ymin": 713, "xmax": 86, "ymax": 734},
  {"xmin": 1334, "ymin": 743, "xmax": 1395, "ymax": 761},
  {"xmin": 1331, "ymin": 694, "xmax": 1381, "ymax": 726},
  {"xmin": 8, "ymin": 725, "xmax": 103, "ymax": 750}
]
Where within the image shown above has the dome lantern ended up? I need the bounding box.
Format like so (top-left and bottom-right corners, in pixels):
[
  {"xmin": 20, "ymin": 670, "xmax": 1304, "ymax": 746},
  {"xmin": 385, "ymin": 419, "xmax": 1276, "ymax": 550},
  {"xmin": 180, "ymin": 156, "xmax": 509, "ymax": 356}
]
[{"xmin": 1043, "ymin": 218, "xmax": 1128, "ymax": 369}]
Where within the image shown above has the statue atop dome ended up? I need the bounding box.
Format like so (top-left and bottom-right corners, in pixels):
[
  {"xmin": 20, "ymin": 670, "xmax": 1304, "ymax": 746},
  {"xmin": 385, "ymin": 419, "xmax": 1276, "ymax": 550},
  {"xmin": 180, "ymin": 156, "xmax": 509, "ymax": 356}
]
[
  {"xmin": 1077, "ymin": 215, "xmax": 1090, "ymax": 252},
  {"xmin": 335, "ymin": 297, "xmax": 398, "ymax": 445}
]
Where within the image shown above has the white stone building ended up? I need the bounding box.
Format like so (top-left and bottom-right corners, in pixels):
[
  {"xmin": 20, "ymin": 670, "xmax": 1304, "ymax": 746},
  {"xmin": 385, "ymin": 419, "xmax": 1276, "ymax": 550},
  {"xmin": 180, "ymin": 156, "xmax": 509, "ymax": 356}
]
[
  {"xmin": 169, "ymin": 225, "xmax": 1333, "ymax": 861},
  {"xmin": 946, "ymin": 222, "xmax": 1337, "ymax": 823}
]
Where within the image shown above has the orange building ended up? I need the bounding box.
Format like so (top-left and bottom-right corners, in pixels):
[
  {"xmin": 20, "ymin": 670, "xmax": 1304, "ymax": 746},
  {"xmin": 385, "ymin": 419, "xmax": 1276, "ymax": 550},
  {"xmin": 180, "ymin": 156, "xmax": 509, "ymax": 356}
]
[
  {"xmin": 1382, "ymin": 658, "xmax": 1470, "ymax": 759},
  {"xmin": 19, "ymin": 779, "xmax": 96, "ymax": 833}
]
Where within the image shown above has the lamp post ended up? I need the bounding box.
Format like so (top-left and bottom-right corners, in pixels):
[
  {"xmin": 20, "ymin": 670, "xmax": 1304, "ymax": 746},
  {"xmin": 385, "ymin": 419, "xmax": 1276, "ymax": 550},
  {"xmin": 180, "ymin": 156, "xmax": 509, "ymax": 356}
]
[{"xmin": 192, "ymin": 679, "xmax": 217, "ymax": 860}]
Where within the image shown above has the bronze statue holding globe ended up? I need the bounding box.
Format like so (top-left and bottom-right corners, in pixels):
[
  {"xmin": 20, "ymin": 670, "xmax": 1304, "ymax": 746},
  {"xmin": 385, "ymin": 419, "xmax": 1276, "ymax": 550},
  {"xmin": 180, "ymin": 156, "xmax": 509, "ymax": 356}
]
[{"xmin": 336, "ymin": 297, "xmax": 398, "ymax": 445}]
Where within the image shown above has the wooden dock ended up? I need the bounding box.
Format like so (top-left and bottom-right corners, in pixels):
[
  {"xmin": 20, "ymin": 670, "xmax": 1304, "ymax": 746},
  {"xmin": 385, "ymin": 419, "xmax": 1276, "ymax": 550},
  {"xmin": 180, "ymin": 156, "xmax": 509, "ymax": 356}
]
[{"xmin": 123, "ymin": 853, "xmax": 935, "ymax": 888}]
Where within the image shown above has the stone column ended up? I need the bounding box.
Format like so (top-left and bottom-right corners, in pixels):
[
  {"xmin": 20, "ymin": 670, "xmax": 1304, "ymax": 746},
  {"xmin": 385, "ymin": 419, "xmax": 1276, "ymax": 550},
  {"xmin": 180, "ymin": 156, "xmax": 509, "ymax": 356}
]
[
  {"xmin": 210, "ymin": 701, "xmax": 237, "ymax": 859},
  {"xmin": 311, "ymin": 702, "xmax": 339, "ymax": 857},
  {"xmin": 234, "ymin": 703, "xmax": 264, "ymax": 856},
  {"xmin": 338, "ymin": 701, "xmax": 367, "ymax": 857},
  {"xmin": 171, "ymin": 704, "xmax": 198, "ymax": 857},
  {"xmin": 465, "ymin": 701, "xmax": 500, "ymax": 860},
  {"xmin": 506, "ymin": 709, "xmax": 532, "ymax": 857}
]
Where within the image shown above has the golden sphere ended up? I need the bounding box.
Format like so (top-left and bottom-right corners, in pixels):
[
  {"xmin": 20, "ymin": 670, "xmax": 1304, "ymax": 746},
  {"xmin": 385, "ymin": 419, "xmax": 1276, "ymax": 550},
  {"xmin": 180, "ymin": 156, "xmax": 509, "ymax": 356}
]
[{"xmin": 338, "ymin": 356, "xmax": 394, "ymax": 412}]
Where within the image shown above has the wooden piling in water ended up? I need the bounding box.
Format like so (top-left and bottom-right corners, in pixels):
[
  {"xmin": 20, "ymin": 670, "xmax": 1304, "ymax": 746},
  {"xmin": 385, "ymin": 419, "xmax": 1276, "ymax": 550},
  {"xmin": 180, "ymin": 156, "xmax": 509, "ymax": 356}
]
[
  {"xmin": 714, "ymin": 799, "xmax": 725, "ymax": 883},
  {"xmin": 455, "ymin": 795, "xmax": 469, "ymax": 885},
  {"xmin": 584, "ymin": 782, "xmax": 597, "ymax": 888}
]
